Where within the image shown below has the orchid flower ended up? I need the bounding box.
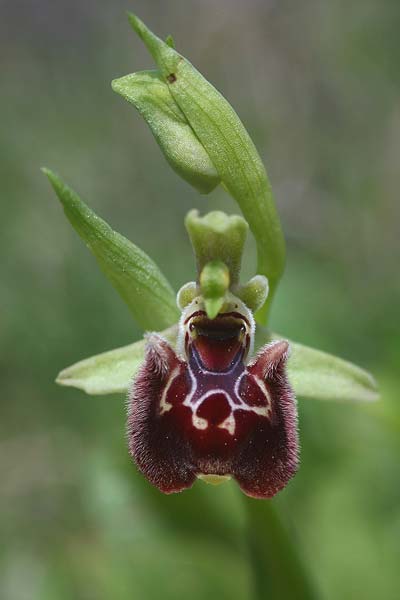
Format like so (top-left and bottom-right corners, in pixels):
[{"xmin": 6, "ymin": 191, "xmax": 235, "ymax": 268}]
[{"xmin": 43, "ymin": 14, "xmax": 378, "ymax": 503}]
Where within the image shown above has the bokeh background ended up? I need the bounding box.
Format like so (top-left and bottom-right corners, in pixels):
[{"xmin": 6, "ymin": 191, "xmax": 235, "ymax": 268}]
[{"xmin": 1, "ymin": 1, "xmax": 399, "ymax": 598}]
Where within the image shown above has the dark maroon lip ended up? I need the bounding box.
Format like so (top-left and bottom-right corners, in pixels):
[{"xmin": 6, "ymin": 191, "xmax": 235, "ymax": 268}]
[{"xmin": 128, "ymin": 331, "xmax": 298, "ymax": 499}]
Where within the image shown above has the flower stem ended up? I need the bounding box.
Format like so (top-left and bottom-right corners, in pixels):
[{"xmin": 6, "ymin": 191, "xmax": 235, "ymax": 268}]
[{"xmin": 244, "ymin": 497, "xmax": 318, "ymax": 600}]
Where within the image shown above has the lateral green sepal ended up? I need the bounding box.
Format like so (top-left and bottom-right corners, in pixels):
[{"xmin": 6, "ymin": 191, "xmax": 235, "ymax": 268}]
[
  {"xmin": 57, "ymin": 323, "xmax": 378, "ymax": 403},
  {"xmin": 56, "ymin": 325, "xmax": 179, "ymax": 395},
  {"xmin": 255, "ymin": 328, "xmax": 379, "ymax": 403}
]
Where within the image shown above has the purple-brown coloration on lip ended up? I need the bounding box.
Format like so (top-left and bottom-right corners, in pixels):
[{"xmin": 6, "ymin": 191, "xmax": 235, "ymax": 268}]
[{"xmin": 128, "ymin": 306, "xmax": 299, "ymax": 498}]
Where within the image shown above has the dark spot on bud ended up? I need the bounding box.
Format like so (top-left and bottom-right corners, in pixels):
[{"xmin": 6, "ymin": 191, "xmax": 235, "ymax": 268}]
[{"xmin": 167, "ymin": 73, "xmax": 177, "ymax": 83}]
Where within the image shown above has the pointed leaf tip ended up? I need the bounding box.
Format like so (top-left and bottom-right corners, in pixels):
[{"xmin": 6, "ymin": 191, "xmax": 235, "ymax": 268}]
[
  {"xmin": 126, "ymin": 12, "xmax": 177, "ymax": 75},
  {"xmin": 165, "ymin": 34, "xmax": 175, "ymax": 49}
]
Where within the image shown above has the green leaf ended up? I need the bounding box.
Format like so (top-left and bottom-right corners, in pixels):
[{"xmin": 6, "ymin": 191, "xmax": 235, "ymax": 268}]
[
  {"xmin": 125, "ymin": 13, "xmax": 286, "ymax": 323},
  {"xmin": 112, "ymin": 71, "xmax": 220, "ymax": 194},
  {"xmin": 56, "ymin": 325, "xmax": 179, "ymax": 395},
  {"xmin": 43, "ymin": 169, "xmax": 179, "ymax": 331},
  {"xmin": 254, "ymin": 328, "xmax": 379, "ymax": 402}
]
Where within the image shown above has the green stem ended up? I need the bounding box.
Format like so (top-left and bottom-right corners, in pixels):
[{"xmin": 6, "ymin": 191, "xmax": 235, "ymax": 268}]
[{"xmin": 244, "ymin": 497, "xmax": 318, "ymax": 600}]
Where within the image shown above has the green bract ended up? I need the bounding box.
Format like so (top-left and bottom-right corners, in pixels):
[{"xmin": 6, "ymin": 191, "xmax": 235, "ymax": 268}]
[{"xmin": 43, "ymin": 169, "xmax": 179, "ymax": 331}]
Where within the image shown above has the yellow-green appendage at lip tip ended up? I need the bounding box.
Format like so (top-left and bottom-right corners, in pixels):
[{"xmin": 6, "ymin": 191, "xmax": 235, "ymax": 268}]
[{"xmin": 197, "ymin": 474, "xmax": 232, "ymax": 486}]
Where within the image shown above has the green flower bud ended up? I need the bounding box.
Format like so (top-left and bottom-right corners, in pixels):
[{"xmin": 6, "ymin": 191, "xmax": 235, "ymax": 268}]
[{"xmin": 112, "ymin": 71, "xmax": 220, "ymax": 194}]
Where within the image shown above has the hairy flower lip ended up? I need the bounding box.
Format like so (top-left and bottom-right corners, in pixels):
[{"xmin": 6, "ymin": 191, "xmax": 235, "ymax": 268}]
[{"xmin": 128, "ymin": 333, "xmax": 299, "ymax": 498}]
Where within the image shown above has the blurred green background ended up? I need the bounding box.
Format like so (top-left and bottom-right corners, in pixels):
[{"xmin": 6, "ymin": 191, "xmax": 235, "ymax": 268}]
[{"xmin": 1, "ymin": 1, "xmax": 399, "ymax": 598}]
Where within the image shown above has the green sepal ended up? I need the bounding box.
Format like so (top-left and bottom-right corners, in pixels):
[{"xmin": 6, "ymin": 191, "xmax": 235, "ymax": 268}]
[
  {"xmin": 200, "ymin": 260, "xmax": 230, "ymax": 319},
  {"xmin": 56, "ymin": 325, "xmax": 179, "ymax": 395},
  {"xmin": 127, "ymin": 13, "xmax": 286, "ymax": 323},
  {"xmin": 285, "ymin": 336, "xmax": 379, "ymax": 402},
  {"xmin": 185, "ymin": 210, "xmax": 248, "ymax": 285},
  {"xmin": 57, "ymin": 323, "xmax": 378, "ymax": 402},
  {"xmin": 255, "ymin": 328, "xmax": 379, "ymax": 403},
  {"xmin": 43, "ymin": 169, "xmax": 179, "ymax": 331},
  {"xmin": 112, "ymin": 71, "xmax": 220, "ymax": 194}
]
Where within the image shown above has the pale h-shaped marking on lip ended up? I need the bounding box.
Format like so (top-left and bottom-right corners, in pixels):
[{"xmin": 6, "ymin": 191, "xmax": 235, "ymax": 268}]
[
  {"xmin": 159, "ymin": 367, "xmax": 179, "ymax": 415},
  {"xmin": 159, "ymin": 346, "xmax": 272, "ymax": 434}
]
